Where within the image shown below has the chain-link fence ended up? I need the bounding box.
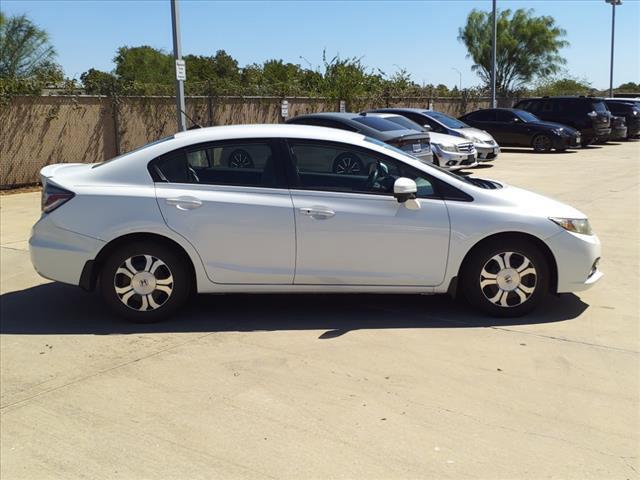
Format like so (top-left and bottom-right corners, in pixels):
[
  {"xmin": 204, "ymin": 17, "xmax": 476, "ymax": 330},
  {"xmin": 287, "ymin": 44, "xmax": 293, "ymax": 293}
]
[{"xmin": 0, "ymin": 93, "xmax": 514, "ymax": 188}]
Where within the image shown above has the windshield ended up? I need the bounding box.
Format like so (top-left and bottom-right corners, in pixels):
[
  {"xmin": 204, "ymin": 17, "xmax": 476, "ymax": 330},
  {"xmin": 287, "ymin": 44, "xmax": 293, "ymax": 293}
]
[
  {"xmin": 363, "ymin": 136, "xmax": 474, "ymax": 184},
  {"xmin": 424, "ymin": 111, "xmax": 469, "ymax": 129},
  {"xmin": 92, "ymin": 136, "xmax": 175, "ymax": 168},
  {"xmin": 383, "ymin": 116, "xmax": 425, "ymax": 132},
  {"xmin": 353, "ymin": 116, "xmax": 405, "ymax": 132},
  {"xmin": 515, "ymin": 110, "xmax": 540, "ymax": 123}
]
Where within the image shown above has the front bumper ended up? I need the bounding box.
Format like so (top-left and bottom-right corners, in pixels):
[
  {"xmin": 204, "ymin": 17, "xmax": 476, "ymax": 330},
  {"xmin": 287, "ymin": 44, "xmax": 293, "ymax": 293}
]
[
  {"xmin": 553, "ymin": 132, "xmax": 581, "ymax": 149},
  {"xmin": 544, "ymin": 229, "xmax": 602, "ymax": 293},
  {"xmin": 29, "ymin": 215, "xmax": 104, "ymax": 286},
  {"xmin": 433, "ymin": 147, "xmax": 478, "ymax": 170},
  {"xmin": 610, "ymin": 126, "xmax": 628, "ymax": 140},
  {"xmin": 475, "ymin": 143, "xmax": 500, "ymax": 161}
]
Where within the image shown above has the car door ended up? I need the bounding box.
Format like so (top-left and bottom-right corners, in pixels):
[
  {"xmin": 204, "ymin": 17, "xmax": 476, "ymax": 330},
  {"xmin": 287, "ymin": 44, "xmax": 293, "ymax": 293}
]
[
  {"xmin": 151, "ymin": 139, "xmax": 296, "ymax": 284},
  {"xmin": 495, "ymin": 110, "xmax": 530, "ymax": 146},
  {"xmin": 285, "ymin": 139, "xmax": 450, "ymax": 286},
  {"xmin": 467, "ymin": 110, "xmax": 505, "ymax": 143}
]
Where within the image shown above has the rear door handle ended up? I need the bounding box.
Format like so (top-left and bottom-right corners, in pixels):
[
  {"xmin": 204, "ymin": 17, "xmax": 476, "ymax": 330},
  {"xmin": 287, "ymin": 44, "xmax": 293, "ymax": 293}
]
[
  {"xmin": 166, "ymin": 196, "xmax": 203, "ymax": 210},
  {"xmin": 299, "ymin": 207, "xmax": 335, "ymax": 219}
]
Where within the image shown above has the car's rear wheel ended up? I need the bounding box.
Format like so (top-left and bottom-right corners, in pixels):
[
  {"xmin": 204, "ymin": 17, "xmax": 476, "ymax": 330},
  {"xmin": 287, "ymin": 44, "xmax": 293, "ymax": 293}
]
[
  {"xmin": 332, "ymin": 153, "xmax": 364, "ymax": 174},
  {"xmin": 531, "ymin": 134, "xmax": 553, "ymax": 152},
  {"xmin": 99, "ymin": 242, "xmax": 191, "ymax": 322},
  {"xmin": 460, "ymin": 238, "xmax": 549, "ymax": 317}
]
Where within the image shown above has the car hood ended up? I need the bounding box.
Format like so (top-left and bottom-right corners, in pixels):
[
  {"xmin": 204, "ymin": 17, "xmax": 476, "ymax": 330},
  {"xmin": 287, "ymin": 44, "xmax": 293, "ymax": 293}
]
[
  {"xmin": 428, "ymin": 131, "xmax": 471, "ymax": 146},
  {"xmin": 452, "ymin": 127, "xmax": 496, "ymax": 143},
  {"xmin": 481, "ymin": 182, "xmax": 587, "ymax": 219}
]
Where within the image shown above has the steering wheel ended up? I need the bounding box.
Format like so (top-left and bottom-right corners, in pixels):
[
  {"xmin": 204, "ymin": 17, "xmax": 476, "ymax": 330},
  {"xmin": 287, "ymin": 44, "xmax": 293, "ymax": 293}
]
[{"xmin": 365, "ymin": 161, "xmax": 389, "ymax": 190}]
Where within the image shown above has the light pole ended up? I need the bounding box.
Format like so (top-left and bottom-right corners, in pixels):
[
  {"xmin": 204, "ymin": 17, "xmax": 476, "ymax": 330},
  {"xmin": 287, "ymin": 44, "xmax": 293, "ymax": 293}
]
[
  {"xmin": 171, "ymin": 0, "xmax": 186, "ymax": 132},
  {"xmin": 606, "ymin": 0, "xmax": 622, "ymax": 98},
  {"xmin": 452, "ymin": 68, "xmax": 462, "ymax": 91},
  {"xmin": 491, "ymin": 0, "xmax": 497, "ymax": 108}
]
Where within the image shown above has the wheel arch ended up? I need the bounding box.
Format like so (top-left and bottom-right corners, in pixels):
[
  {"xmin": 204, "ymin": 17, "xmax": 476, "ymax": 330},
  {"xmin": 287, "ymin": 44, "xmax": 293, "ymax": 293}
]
[
  {"xmin": 80, "ymin": 232, "xmax": 197, "ymax": 292},
  {"xmin": 455, "ymin": 231, "xmax": 558, "ymax": 296}
]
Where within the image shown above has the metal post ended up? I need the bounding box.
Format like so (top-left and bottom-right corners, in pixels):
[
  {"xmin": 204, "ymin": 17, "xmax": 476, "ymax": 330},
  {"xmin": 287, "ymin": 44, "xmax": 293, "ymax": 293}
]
[
  {"xmin": 491, "ymin": 0, "xmax": 497, "ymax": 108},
  {"xmin": 606, "ymin": 0, "xmax": 622, "ymax": 98},
  {"xmin": 171, "ymin": 0, "xmax": 186, "ymax": 132},
  {"xmin": 452, "ymin": 67, "xmax": 462, "ymax": 91},
  {"xmin": 207, "ymin": 80, "xmax": 213, "ymax": 126}
]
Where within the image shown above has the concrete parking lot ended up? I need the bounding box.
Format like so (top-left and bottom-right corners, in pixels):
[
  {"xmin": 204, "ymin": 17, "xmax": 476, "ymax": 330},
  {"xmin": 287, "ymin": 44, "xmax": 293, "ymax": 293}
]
[{"xmin": 1, "ymin": 141, "xmax": 638, "ymax": 479}]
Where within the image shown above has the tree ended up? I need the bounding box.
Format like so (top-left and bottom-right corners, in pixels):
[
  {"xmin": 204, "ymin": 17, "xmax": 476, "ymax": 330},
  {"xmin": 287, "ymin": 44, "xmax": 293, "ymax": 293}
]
[
  {"xmin": 80, "ymin": 68, "xmax": 116, "ymax": 95},
  {"xmin": 459, "ymin": 8, "xmax": 568, "ymax": 95},
  {"xmin": 616, "ymin": 82, "xmax": 639, "ymax": 92},
  {"xmin": 532, "ymin": 75, "xmax": 592, "ymax": 96},
  {"xmin": 113, "ymin": 46, "xmax": 173, "ymax": 84},
  {"xmin": 0, "ymin": 12, "xmax": 62, "ymax": 81}
]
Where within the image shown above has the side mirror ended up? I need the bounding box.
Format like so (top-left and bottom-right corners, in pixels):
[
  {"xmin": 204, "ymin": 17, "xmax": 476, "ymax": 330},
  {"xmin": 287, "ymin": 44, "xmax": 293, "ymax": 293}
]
[
  {"xmin": 512, "ymin": 117, "xmax": 520, "ymax": 123},
  {"xmin": 393, "ymin": 177, "xmax": 421, "ymax": 210},
  {"xmin": 422, "ymin": 124, "xmax": 432, "ymax": 131}
]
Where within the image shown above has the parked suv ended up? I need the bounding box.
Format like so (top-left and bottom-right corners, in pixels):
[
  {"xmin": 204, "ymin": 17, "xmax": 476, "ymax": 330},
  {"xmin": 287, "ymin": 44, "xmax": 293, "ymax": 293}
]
[
  {"xmin": 604, "ymin": 99, "xmax": 640, "ymax": 139},
  {"xmin": 514, "ymin": 96, "xmax": 611, "ymax": 146}
]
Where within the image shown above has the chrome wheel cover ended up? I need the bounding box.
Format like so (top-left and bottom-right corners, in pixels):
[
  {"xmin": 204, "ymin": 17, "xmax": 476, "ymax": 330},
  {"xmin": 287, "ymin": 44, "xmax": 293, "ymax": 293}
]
[
  {"xmin": 335, "ymin": 156, "xmax": 362, "ymax": 174},
  {"xmin": 114, "ymin": 255, "xmax": 174, "ymax": 311},
  {"xmin": 480, "ymin": 252, "xmax": 537, "ymax": 308}
]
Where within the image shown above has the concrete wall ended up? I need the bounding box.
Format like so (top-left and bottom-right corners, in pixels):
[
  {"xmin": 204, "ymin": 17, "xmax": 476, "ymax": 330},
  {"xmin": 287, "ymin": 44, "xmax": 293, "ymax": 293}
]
[{"xmin": 0, "ymin": 95, "xmax": 510, "ymax": 187}]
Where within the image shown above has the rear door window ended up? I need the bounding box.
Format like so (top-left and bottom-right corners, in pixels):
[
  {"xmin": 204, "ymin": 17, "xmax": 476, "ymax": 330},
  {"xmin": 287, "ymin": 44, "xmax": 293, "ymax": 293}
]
[
  {"xmin": 151, "ymin": 140, "xmax": 283, "ymax": 188},
  {"xmin": 467, "ymin": 110, "xmax": 495, "ymax": 121}
]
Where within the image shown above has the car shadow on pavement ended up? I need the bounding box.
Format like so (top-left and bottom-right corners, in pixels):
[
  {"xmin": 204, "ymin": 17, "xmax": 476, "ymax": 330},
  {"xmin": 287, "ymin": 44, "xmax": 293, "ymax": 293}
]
[
  {"xmin": 499, "ymin": 148, "xmax": 578, "ymax": 155},
  {"xmin": 0, "ymin": 283, "xmax": 589, "ymax": 338}
]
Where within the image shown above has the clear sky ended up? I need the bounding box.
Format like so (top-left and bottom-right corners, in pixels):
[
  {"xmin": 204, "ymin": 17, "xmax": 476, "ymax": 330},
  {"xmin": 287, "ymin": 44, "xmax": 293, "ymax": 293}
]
[{"xmin": 3, "ymin": 0, "xmax": 639, "ymax": 89}]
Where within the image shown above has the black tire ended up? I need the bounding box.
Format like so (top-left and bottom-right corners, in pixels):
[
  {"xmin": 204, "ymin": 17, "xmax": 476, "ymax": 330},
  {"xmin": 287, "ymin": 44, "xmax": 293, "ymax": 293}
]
[
  {"xmin": 555, "ymin": 147, "xmax": 567, "ymax": 152},
  {"xmin": 531, "ymin": 134, "xmax": 553, "ymax": 153},
  {"xmin": 228, "ymin": 149, "xmax": 254, "ymax": 168},
  {"xmin": 332, "ymin": 153, "xmax": 364, "ymax": 174},
  {"xmin": 99, "ymin": 241, "xmax": 191, "ymax": 322},
  {"xmin": 460, "ymin": 238, "xmax": 549, "ymax": 317}
]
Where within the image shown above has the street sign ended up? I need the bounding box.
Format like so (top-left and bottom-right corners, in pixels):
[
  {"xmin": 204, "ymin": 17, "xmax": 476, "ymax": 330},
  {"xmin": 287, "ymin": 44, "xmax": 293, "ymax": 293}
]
[
  {"xmin": 281, "ymin": 100, "xmax": 289, "ymax": 118},
  {"xmin": 175, "ymin": 59, "xmax": 186, "ymax": 81},
  {"xmin": 339, "ymin": 100, "xmax": 346, "ymax": 113}
]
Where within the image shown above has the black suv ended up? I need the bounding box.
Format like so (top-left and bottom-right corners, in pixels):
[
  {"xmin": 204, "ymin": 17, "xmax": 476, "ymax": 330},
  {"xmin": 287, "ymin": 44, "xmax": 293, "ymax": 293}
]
[
  {"xmin": 604, "ymin": 99, "xmax": 640, "ymax": 139},
  {"xmin": 514, "ymin": 96, "xmax": 611, "ymax": 146}
]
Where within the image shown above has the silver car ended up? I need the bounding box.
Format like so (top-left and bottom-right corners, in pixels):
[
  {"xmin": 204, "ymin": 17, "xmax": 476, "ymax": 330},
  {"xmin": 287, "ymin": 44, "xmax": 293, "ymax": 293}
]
[{"xmin": 367, "ymin": 108, "xmax": 500, "ymax": 161}]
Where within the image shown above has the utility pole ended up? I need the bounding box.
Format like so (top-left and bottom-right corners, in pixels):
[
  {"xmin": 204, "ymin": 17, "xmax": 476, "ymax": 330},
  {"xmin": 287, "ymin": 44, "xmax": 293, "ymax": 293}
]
[
  {"xmin": 452, "ymin": 67, "xmax": 462, "ymax": 91},
  {"xmin": 171, "ymin": 0, "xmax": 186, "ymax": 131},
  {"xmin": 606, "ymin": 0, "xmax": 622, "ymax": 98},
  {"xmin": 491, "ymin": 0, "xmax": 497, "ymax": 108}
]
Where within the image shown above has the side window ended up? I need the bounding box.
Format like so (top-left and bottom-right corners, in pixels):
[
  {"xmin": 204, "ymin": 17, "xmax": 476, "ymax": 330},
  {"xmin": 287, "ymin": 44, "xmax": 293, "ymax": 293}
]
[
  {"xmin": 540, "ymin": 100, "xmax": 555, "ymax": 113},
  {"xmin": 495, "ymin": 110, "xmax": 515, "ymax": 122},
  {"xmin": 468, "ymin": 110, "xmax": 495, "ymax": 121},
  {"xmin": 289, "ymin": 142, "xmax": 435, "ymax": 197},
  {"xmin": 525, "ymin": 100, "xmax": 540, "ymax": 113},
  {"xmin": 517, "ymin": 101, "xmax": 532, "ymax": 111},
  {"xmin": 324, "ymin": 120, "xmax": 358, "ymax": 132},
  {"xmin": 151, "ymin": 141, "xmax": 280, "ymax": 188}
]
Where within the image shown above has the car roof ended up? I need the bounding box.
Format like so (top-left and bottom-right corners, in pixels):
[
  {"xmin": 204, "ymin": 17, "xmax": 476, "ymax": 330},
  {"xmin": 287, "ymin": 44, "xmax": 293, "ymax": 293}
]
[
  {"xmin": 174, "ymin": 123, "xmax": 365, "ymax": 143},
  {"xmin": 518, "ymin": 96, "xmax": 605, "ymax": 102},
  {"xmin": 369, "ymin": 107, "xmax": 430, "ymax": 114}
]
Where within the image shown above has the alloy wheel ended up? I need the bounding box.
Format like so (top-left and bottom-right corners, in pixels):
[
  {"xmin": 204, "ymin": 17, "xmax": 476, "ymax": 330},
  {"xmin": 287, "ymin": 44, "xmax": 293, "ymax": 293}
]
[
  {"xmin": 114, "ymin": 254, "xmax": 174, "ymax": 311},
  {"xmin": 334, "ymin": 156, "xmax": 363, "ymax": 174},
  {"xmin": 228, "ymin": 150, "xmax": 254, "ymax": 168},
  {"xmin": 479, "ymin": 252, "xmax": 537, "ymax": 308},
  {"xmin": 532, "ymin": 135, "xmax": 552, "ymax": 152}
]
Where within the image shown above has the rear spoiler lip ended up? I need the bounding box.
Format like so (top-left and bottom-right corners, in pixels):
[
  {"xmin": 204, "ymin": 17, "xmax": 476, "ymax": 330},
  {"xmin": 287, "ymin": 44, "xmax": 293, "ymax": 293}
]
[{"xmin": 387, "ymin": 133, "xmax": 431, "ymax": 143}]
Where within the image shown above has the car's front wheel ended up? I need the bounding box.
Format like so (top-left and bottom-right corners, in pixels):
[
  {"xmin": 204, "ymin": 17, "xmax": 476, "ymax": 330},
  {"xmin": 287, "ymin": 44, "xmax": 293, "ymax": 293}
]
[
  {"xmin": 461, "ymin": 238, "xmax": 549, "ymax": 317},
  {"xmin": 531, "ymin": 134, "xmax": 553, "ymax": 152},
  {"xmin": 99, "ymin": 242, "xmax": 191, "ymax": 322}
]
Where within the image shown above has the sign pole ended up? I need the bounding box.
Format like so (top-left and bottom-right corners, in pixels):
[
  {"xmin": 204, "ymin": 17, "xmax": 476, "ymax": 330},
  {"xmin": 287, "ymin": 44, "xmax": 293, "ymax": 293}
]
[
  {"xmin": 171, "ymin": 0, "xmax": 187, "ymax": 132},
  {"xmin": 491, "ymin": 0, "xmax": 497, "ymax": 108}
]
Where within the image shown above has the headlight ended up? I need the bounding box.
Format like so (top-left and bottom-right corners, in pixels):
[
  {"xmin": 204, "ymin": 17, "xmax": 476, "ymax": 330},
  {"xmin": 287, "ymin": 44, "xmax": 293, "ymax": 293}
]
[
  {"xmin": 438, "ymin": 143, "xmax": 458, "ymax": 153},
  {"xmin": 549, "ymin": 217, "xmax": 593, "ymax": 235}
]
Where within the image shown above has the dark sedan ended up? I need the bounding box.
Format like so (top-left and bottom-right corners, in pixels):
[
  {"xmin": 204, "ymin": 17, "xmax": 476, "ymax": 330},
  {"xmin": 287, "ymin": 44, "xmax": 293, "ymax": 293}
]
[
  {"xmin": 458, "ymin": 108, "xmax": 581, "ymax": 153},
  {"xmin": 286, "ymin": 112, "xmax": 433, "ymax": 172},
  {"xmin": 605, "ymin": 99, "xmax": 640, "ymax": 139}
]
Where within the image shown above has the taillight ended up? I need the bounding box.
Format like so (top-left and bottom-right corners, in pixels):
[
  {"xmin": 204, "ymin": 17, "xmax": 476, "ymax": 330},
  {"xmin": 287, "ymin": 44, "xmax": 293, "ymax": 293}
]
[{"xmin": 41, "ymin": 183, "xmax": 74, "ymax": 213}]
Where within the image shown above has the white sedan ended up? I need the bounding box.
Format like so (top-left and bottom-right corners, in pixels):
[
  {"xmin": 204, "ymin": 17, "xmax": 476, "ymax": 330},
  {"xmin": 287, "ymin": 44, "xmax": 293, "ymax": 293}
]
[{"xmin": 30, "ymin": 125, "xmax": 602, "ymax": 322}]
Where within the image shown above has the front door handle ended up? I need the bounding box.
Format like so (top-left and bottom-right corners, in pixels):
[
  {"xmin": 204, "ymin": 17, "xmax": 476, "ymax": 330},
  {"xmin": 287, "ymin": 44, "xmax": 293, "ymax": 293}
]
[
  {"xmin": 299, "ymin": 207, "xmax": 335, "ymax": 219},
  {"xmin": 166, "ymin": 196, "xmax": 203, "ymax": 211}
]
